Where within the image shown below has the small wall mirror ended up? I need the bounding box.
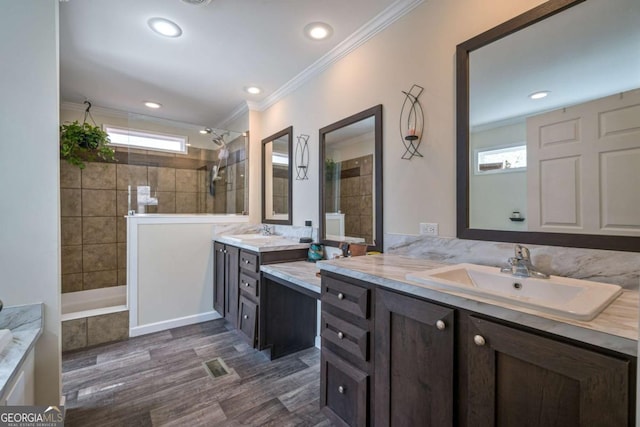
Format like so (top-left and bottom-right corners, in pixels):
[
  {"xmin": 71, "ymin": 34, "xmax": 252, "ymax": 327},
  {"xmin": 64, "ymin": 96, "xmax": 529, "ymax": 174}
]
[
  {"xmin": 262, "ymin": 126, "xmax": 293, "ymax": 224},
  {"xmin": 319, "ymin": 105, "xmax": 383, "ymax": 252}
]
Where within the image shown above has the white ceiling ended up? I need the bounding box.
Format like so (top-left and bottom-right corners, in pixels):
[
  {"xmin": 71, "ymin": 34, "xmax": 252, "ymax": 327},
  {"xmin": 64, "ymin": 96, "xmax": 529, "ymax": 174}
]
[
  {"xmin": 470, "ymin": 0, "xmax": 640, "ymax": 128},
  {"xmin": 59, "ymin": 0, "xmax": 401, "ymax": 129}
]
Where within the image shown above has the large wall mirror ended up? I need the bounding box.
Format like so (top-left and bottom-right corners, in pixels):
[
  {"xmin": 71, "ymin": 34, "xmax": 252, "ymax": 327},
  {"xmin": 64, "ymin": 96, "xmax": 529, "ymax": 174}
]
[
  {"xmin": 262, "ymin": 126, "xmax": 293, "ymax": 225},
  {"xmin": 319, "ymin": 105, "xmax": 383, "ymax": 252},
  {"xmin": 457, "ymin": 0, "xmax": 640, "ymax": 252}
]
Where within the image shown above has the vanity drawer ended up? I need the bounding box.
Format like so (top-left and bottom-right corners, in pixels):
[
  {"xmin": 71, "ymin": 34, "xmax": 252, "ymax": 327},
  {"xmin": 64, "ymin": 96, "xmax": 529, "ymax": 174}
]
[
  {"xmin": 322, "ymin": 276, "xmax": 370, "ymax": 319},
  {"xmin": 239, "ymin": 272, "xmax": 259, "ymax": 298},
  {"xmin": 321, "ymin": 311, "xmax": 369, "ymax": 362},
  {"xmin": 321, "ymin": 348, "xmax": 369, "ymax": 427},
  {"xmin": 239, "ymin": 250, "xmax": 259, "ymax": 273}
]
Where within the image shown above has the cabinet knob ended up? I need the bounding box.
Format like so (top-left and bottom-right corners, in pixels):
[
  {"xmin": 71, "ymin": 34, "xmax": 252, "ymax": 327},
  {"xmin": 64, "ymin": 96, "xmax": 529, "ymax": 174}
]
[
  {"xmin": 223, "ymin": 250, "xmax": 227, "ymax": 254},
  {"xmin": 473, "ymin": 335, "xmax": 486, "ymax": 346},
  {"xmin": 337, "ymin": 293, "xmax": 344, "ymax": 300},
  {"xmin": 219, "ymin": 248, "xmax": 223, "ymax": 252},
  {"xmin": 436, "ymin": 320, "xmax": 446, "ymax": 330},
  {"xmin": 337, "ymin": 332, "xmax": 344, "ymax": 339},
  {"xmin": 338, "ymin": 386, "xmax": 345, "ymax": 394},
  {"xmin": 244, "ymin": 259, "xmax": 250, "ymax": 264},
  {"xmin": 243, "ymin": 315, "xmax": 249, "ymax": 320},
  {"xmin": 245, "ymin": 282, "xmax": 250, "ymax": 287}
]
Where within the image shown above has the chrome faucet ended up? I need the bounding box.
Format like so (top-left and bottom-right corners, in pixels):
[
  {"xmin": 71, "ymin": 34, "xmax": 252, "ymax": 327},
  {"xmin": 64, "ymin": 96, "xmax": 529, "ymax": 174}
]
[
  {"xmin": 500, "ymin": 244, "xmax": 549, "ymax": 279},
  {"xmin": 261, "ymin": 224, "xmax": 272, "ymax": 236}
]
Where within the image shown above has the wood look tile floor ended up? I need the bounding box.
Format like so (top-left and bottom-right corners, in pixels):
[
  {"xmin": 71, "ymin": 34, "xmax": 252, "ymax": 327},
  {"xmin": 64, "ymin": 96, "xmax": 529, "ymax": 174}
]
[{"xmin": 62, "ymin": 319, "xmax": 330, "ymax": 426}]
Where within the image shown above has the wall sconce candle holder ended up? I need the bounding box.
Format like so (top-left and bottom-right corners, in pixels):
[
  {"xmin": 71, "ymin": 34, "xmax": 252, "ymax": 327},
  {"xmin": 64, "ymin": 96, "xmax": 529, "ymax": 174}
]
[
  {"xmin": 400, "ymin": 84, "xmax": 425, "ymax": 160},
  {"xmin": 295, "ymin": 134, "xmax": 310, "ymax": 180}
]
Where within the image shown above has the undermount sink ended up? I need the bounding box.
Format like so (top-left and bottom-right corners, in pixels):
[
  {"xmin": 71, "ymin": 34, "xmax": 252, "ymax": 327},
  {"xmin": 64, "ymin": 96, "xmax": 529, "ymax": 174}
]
[{"xmin": 406, "ymin": 263, "xmax": 622, "ymax": 321}]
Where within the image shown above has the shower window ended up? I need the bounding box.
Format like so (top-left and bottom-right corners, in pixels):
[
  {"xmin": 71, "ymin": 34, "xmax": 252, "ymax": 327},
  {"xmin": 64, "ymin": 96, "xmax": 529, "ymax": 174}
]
[{"xmin": 104, "ymin": 125, "xmax": 188, "ymax": 154}]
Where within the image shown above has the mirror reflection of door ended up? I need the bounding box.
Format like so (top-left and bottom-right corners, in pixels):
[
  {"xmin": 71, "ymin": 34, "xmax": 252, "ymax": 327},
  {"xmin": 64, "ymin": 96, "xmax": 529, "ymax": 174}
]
[
  {"xmin": 262, "ymin": 126, "xmax": 292, "ymax": 225},
  {"xmin": 324, "ymin": 116, "xmax": 376, "ymax": 244}
]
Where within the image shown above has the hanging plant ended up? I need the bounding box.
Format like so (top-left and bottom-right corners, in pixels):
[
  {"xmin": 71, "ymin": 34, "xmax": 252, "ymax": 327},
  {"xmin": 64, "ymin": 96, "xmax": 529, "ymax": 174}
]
[{"xmin": 60, "ymin": 101, "xmax": 116, "ymax": 169}]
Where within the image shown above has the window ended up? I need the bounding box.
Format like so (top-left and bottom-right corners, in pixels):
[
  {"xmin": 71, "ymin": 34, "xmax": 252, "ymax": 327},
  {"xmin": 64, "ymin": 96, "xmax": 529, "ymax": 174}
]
[
  {"xmin": 475, "ymin": 144, "xmax": 526, "ymax": 174},
  {"xmin": 104, "ymin": 125, "xmax": 188, "ymax": 154}
]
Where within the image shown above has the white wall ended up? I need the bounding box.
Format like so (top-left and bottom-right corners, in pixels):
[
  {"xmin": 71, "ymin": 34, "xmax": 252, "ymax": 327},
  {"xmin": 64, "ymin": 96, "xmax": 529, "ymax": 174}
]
[
  {"xmin": 0, "ymin": 0, "xmax": 61, "ymax": 405},
  {"xmin": 254, "ymin": 0, "xmax": 547, "ymax": 236}
]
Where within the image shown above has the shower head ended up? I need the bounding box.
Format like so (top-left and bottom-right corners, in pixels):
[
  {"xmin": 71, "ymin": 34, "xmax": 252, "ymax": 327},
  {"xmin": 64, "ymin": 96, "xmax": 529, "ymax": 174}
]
[{"xmin": 211, "ymin": 130, "xmax": 229, "ymax": 147}]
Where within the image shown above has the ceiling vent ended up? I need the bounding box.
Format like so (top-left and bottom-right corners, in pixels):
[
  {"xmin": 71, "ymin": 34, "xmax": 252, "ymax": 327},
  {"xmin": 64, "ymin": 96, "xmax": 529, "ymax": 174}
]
[{"xmin": 181, "ymin": 0, "xmax": 213, "ymax": 5}]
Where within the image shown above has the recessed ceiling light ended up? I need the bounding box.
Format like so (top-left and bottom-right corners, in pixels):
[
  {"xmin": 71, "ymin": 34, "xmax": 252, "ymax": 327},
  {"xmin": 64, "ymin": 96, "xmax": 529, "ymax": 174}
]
[
  {"xmin": 144, "ymin": 101, "xmax": 162, "ymax": 109},
  {"xmin": 304, "ymin": 22, "xmax": 333, "ymax": 40},
  {"xmin": 529, "ymin": 91, "xmax": 550, "ymax": 100},
  {"xmin": 200, "ymin": 128, "xmax": 212, "ymax": 135},
  {"xmin": 148, "ymin": 18, "xmax": 182, "ymax": 38},
  {"xmin": 245, "ymin": 86, "xmax": 261, "ymax": 95}
]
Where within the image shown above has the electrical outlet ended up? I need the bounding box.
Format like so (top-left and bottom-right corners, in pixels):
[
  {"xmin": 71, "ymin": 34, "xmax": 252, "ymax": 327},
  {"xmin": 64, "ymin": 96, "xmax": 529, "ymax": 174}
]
[{"xmin": 419, "ymin": 222, "xmax": 439, "ymax": 236}]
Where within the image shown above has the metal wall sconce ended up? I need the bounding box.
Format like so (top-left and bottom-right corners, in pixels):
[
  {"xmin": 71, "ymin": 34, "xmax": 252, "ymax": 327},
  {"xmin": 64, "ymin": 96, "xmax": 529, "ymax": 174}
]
[
  {"xmin": 400, "ymin": 84, "xmax": 425, "ymax": 160},
  {"xmin": 295, "ymin": 134, "xmax": 310, "ymax": 180}
]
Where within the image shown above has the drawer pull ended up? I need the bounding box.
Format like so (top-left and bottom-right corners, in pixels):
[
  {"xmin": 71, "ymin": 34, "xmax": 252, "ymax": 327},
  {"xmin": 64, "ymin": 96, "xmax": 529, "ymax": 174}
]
[
  {"xmin": 337, "ymin": 292, "xmax": 345, "ymax": 300},
  {"xmin": 243, "ymin": 315, "xmax": 249, "ymax": 320},
  {"xmin": 436, "ymin": 320, "xmax": 446, "ymax": 330},
  {"xmin": 473, "ymin": 335, "xmax": 486, "ymax": 346},
  {"xmin": 338, "ymin": 385, "xmax": 345, "ymax": 394},
  {"xmin": 244, "ymin": 282, "xmax": 250, "ymax": 287},
  {"xmin": 337, "ymin": 331, "xmax": 344, "ymax": 339},
  {"xmin": 244, "ymin": 259, "xmax": 250, "ymax": 264}
]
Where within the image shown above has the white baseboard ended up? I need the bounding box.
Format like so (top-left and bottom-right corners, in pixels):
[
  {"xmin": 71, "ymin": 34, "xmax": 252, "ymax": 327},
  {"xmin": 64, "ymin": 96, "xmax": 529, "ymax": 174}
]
[{"xmin": 129, "ymin": 311, "xmax": 222, "ymax": 337}]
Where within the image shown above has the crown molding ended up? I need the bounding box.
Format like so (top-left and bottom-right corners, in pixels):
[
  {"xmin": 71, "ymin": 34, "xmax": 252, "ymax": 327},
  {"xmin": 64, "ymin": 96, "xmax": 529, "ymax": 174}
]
[
  {"xmin": 253, "ymin": 0, "xmax": 425, "ymax": 112},
  {"xmin": 216, "ymin": 101, "xmax": 250, "ymax": 129}
]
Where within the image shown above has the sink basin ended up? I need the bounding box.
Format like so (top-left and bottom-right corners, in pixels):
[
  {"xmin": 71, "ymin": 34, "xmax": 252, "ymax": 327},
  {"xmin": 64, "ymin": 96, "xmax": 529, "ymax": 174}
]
[
  {"xmin": 0, "ymin": 329, "xmax": 13, "ymax": 354},
  {"xmin": 406, "ymin": 263, "xmax": 622, "ymax": 321}
]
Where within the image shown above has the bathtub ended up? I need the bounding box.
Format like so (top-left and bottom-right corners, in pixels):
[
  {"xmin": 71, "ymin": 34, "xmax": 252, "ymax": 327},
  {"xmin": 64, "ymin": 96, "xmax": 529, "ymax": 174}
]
[{"xmin": 61, "ymin": 286, "xmax": 127, "ymax": 322}]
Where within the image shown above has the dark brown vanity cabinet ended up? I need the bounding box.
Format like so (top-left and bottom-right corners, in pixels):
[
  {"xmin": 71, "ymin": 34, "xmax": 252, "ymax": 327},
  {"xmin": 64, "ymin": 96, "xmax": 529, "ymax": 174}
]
[
  {"xmin": 463, "ymin": 316, "xmax": 632, "ymax": 427},
  {"xmin": 320, "ymin": 273, "xmax": 374, "ymax": 427},
  {"xmin": 374, "ymin": 288, "xmax": 455, "ymax": 427},
  {"xmin": 214, "ymin": 240, "xmax": 307, "ymax": 349},
  {"xmin": 213, "ymin": 242, "xmax": 239, "ymax": 327},
  {"xmin": 321, "ymin": 273, "xmax": 635, "ymax": 427}
]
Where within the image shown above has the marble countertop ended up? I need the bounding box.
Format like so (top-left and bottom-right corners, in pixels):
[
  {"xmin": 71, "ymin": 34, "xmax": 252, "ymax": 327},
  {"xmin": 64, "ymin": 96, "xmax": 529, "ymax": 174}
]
[
  {"xmin": 215, "ymin": 235, "xmax": 310, "ymax": 252},
  {"xmin": 317, "ymin": 254, "xmax": 639, "ymax": 357},
  {"xmin": 260, "ymin": 261, "xmax": 321, "ymax": 295},
  {"xmin": 0, "ymin": 303, "xmax": 43, "ymax": 397}
]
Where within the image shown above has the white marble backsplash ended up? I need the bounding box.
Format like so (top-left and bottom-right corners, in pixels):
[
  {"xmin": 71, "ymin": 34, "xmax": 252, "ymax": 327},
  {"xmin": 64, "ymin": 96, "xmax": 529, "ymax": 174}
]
[{"xmin": 385, "ymin": 234, "xmax": 640, "ymax": 290}]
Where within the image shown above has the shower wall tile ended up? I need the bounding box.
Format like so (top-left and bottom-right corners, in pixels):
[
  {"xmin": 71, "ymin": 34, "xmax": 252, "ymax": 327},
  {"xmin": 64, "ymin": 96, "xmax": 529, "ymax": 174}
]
[
  {"xmin": 83, "ymin": 217, "xmax": 116, "ymax": 244},
  {"xmin": 62, "ymin": 318, "xmax": 87, "ymax": 352},
  {"xmin": 61, "ymin": 189, "xmax": 82, "ymax": 217},
  {"xmin": 117, "ymin": 269, "xmax": 127, "ymax": 286},
  {"xmin": 82, "ymin": 190, "xmax": 116, "ymax": 217},
  {"xmin": 149, "ymin": 167, "xmax": 176, "ymax": 191},
  {"xmin": 116, "ymin": 217, "xmax": 127, "ymax": 243},
  {"xmin": 62, "ymin": 273, "xmax": 83, "ymax": 293},
  {"xmin": 60, "ymin": 162, "xmax": 81, "ymax": 189},
  {"xmin": 87, "ymin": 311, "xmax": 129, "ymax": 346},
  {"xmin": 61, "ymin": 217, "xmax": 82, "ymax": 246},
  {"xmin": 175, "ymin": 192, "xmax": 197, "ymax": 213},
  {"xmin": 116, "ymin": 190, "xmax": 135, "ymax": 217},
  {"xmin": 116, "ymin": 164, "xmax": 148, "ymax": 190},
  {"xmin": 175, "ymin": 169, "xmax": 198, "ymax": 192},
  {"xmin": 117, "ymin": 243, "xmax": 126, "ymax": 269},
  {"xmin": 82, "ymin": 162, "xmax": 116, "ymax": 189},
  {"xmin": 156, "ymin": 191, "xmax": 176, "ymax": 213},
  {"xmin": 83, "ymin": 270, "xmax": 118, "ymax": 290},
  {"xmin": 83, "ymin": 243, "xmax": 117, "ymax": 272},
  {"xmin": 61, "ymin": 246, "xmax": 83, "ymax": 275}
]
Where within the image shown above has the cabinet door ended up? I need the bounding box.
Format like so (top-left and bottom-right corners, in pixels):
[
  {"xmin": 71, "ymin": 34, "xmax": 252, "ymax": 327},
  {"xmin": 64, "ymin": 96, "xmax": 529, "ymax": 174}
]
[
  {"xmin": 466, "ymin": 316, "xmax": 631, "ymax": 427},
  {"xmin": 238, "ymin": 295, "xmax": 258, "ymax": 346},
  {"xmin": 213, "ymin": 242, "xmax": 226, "ymax": 314},
  {"xmin": 374, "ymin": 289, "xmax": 455, "ymax": 427},
  {"xmin": 225, "ymin": 245, "xmax": 240, "ymax": 328}
]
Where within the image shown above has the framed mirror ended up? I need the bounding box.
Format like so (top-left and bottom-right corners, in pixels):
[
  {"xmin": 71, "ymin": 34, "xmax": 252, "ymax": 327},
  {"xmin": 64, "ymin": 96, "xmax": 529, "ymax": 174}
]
[
  {"xmin": 456, "ymin": 0, "xmax": 640, "ymax": 252},
  {"xmin": 319, "ymin": 105, "xmax": 383, "ymax": 252},
  {"xmin": 262, "ymin": 126, "xmax": 293, "ymax": 225}
]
